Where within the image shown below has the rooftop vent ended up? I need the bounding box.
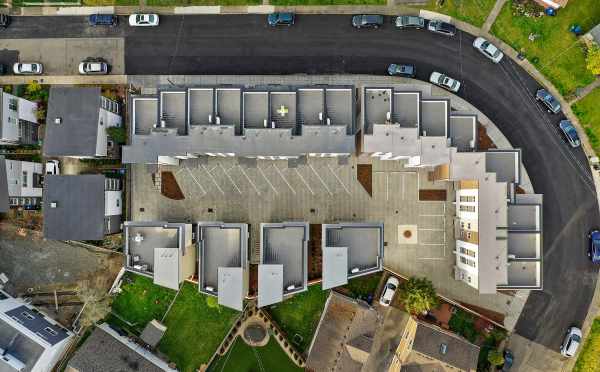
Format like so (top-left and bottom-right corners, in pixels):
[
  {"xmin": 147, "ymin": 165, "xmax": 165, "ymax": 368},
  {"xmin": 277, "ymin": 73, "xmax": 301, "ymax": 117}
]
[
  {"xmin": 54, "ymin": 117, "xmax": 62, "ymax": 125},
  {"xmin": 50, "ymin": 202, "xmax": 58, "ymax": 208},
  {"xmin": 440, "ymin": 343, "xmax": 448, "ymax": 355},
  {"xmin": 134, "ymin": 233, "xmax": 144, "ymax": 243}
]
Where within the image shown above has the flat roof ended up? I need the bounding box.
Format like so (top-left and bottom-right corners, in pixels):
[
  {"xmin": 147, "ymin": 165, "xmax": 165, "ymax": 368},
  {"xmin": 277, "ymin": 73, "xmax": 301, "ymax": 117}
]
[
  {"xmin": 508, "ymin": 204, "xmax": 541, "ymax": 231},
  {"xmin": 160, "ymin": 91, "xmax": 187, "ymax": 135},
  {"xmin": 198, "ymin": 223, "xmax": 247, "ymax": 297},
  {"xmin": 0, "ymin": 317, "xmax": 44, "ymax": 371},
  {"xmin": 298, "ymin": 88, "xmax": 324, "ymax": 126},
  {"xmin": 420, "ymin": 99, "xmax": 448, "ymax": 137},
  {"xmin": 257, "ymin": 264, "xmax": 283, "ymax": 308},
  {"xmin": 507, "ymin": 232, "xmax": 541, "ymax": 259},
  {"xmin": 260, "ymin": 222, "xmax": 308, "ymax": 298},
  {"xmin": 42, "ymin": 175, "xmax": 105, "ymax": 241},
  {"xmin": 502, "ymin": 261, "xmax": 541, "ymax": 288},
  {"xmin": 322, "ymin": 223, "xmax": 383, "ymax": 289},
  {"xmin": 188, "ymin": 88, "xmax": 214, "ymax": 126},
  {"xmin": 322, "ymin": 246, "xmax": 348, "ymax": 290},
  {"xmin": 486, "ymin": 150, "xmax": 520, "ymax": 184},
  {"xmin": 364, "ymin": 88, "xmax": 392, "ymax": 133},
  {"xmin": 133, "ymin": 98, "xmax": 158, "ymax": 135},
  {"xmin": 449, "ymin": 115, "xmax": 477, "ymax": 151},
  {"xmin": 218, "ymin": 267, "xmax": 244, "ymax": 311},
  {"xmin": 392, "ymin": 91, "xmax": 420, "ymax": 128},
  {"xmin": 412, "ymin": 322, "xmax": 479, "ymax": 371}
]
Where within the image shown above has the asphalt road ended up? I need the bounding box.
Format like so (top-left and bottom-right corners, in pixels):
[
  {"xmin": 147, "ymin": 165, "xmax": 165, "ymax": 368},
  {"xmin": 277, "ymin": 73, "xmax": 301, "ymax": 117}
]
[{"xmin": 2, "ymin": 15, "xmax": 600, "ymax": 350}]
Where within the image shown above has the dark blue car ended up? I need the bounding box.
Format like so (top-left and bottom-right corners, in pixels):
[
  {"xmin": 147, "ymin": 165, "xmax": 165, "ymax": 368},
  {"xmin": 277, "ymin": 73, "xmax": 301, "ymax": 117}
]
[
  {"xmin": 589, "ymin": 230, "xmax": 600, "ymax": 263},
  {"xmin": 268, "ymin": 12, "xmax": 295, "ymax": 27},
  {"xmin": 89, "ymin": 14, "xmax": 118, "ymax": 27}
]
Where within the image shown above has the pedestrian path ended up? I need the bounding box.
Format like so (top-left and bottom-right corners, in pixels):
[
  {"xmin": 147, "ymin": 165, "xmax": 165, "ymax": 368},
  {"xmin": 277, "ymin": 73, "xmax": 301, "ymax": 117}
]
[
  {"xmin": 570, "ymin": 76, "xmax": 600, "ymax": 104},
  {"xmin": 481, "ymin": 0, "xmax": 506, "ymax": 33}
]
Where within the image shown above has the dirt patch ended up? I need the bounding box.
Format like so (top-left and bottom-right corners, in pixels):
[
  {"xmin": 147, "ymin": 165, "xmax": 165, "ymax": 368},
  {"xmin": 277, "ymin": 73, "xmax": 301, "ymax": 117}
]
[
  {"xmin": 161, "ymin": 171, "xmax": 185, "ymax": 200},
  {"xmin": 308, "ymin": 224, "xmax": 322, "ymax": 281},
  {"xmin": 478, "ymin": 124, "xmax": 497, "ymax": 151},
  {"xmin": 357, "ymin": 164, "xmax": 372, "ymax": 196},
  {"xmin": 419, "ymin": 189, "xmax": 447, "ymax": 201},
  {"xmin": 516, "ymin": 186, "xmax": 526, "ymax": 194},
  {"xmin": 249, "ymin": 264, "xmax": 258, "ymax": 297}
]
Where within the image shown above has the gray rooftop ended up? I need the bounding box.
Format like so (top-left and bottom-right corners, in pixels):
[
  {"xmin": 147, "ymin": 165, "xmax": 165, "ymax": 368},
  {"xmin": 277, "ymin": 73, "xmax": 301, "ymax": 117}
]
[
  {"xmin": 4, "ymin": 306, "xmax": 69, "ymax": 347},
  {"xmin": 217, "ymin": 267, "xmax": 244, "ymax": 311},
  {"xmin": 508, "ymin": 204, "xmax": 541, "ymax": 231},
  {"xmin": 412, "ymin": 322, "xmax": 479, "ymax": 371},
  {"xmin": 124, "ymin": 85, "xmax": 356, "ymax": 163},
  {"xmin": 43, "ymin": 175, "xmax": 105, "ymax": 241},
  {"xmin": 486, "ymin": 150, "xmax": 520, "ymax": 184},
  {"xmin": 420, "ymin": 99, "xmax": 448, "ymax": 137},
  {"xmin": 257, "ymin": 264, "xmax": 283, "ymax": 308},
  {"xmin": 449, "ymin": 115, "xmax": 477, "ymax": 151},
  {"xmin": 260, "ymin": 222, "xmax": 308, "ymax": 299},
  {"xmin": 322, "ymin": 223, "xmax": 383, "ymax": 289},
  {"xmin": 0, "ymin": 317, "xmax": 43, "ymax": 372},
  {"xmin": 507, "ymin": 232, "xmax": 541, "ymax": 259},
  {"xmin": 67, "ymin": 326, "xmax": 164, "ymax": 372},
  {"xmin": 322, "ymin": 246, "xmax": 348, "ymax": 290},
  {"xmin": 502, "ymin": 261, "xmax": 542, "ymax": 288},
  {"xmin": 0, "ymin": 157, "xmax": 8, "ymax": 213},
  {"xmin": 44, "ymin": 87, "xmax": 101, "ymax": 157}
]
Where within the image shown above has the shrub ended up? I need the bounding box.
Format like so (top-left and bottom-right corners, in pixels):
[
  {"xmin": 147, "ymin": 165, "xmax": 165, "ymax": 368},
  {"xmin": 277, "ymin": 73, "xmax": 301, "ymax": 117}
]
[
  {"xmin": 206, "ymin": 295, "xmax": 220, "ymax": 310},
  {"xmin": 106, "ymin": 126, "xmax": 127, "ymax": 145},
  {"xmin": 399, "ymin": 277, "xmax": 439, "ymax": 315},
  {"xmin": 586, "ymin": 45, "xmax": 600, "ymax": 75},
  {"xmin": 448, "ymin": 309, "xmax": 477, "ymax": 342},
  {"xmin": 487, "ymin": 349, "xmax": 504, "ymax": 366}
]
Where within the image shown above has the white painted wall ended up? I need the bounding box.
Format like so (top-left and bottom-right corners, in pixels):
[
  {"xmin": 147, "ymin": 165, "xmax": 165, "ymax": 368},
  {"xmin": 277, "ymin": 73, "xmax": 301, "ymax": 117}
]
[
  {"xmin": 95, "ymin": 107, "xmax": 122, "ymax": 157},
  {"xmin": 5, "ymin": 159, "xmax": 42, "ymax": 198},
  {"xmin": 105, "ymin": 190, "xmax": 122, "ymax": 216},
  {"xmin": 0, "ymin": 91, "xmax": 37, "ymax": 145}
]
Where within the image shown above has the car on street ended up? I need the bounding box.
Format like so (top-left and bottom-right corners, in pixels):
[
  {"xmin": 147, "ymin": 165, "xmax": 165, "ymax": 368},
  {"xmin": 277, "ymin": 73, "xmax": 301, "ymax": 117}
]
[
  {"xmin": 78, "ymin": 60, "xmax": 109, "ymax": 75},
  {"xmin": 0, "ymin": 64, "xmax": 6, "ymax": 75},
  {"xmin": 535, "ymin": 89, "xmax": 561, "ymax": 114},
  {"xmin": 394, "ymin": 15, "xmax": 425, "ymax": 29},
  {"xmin": 88, "ymin": 14, "xmax": 118, "ymax": 27},
  {"xmin": 560, "ymin": 327, "xmax": 582, "ymax": 357},
  {"xmin": 13, "ymin": 62, "xmax": 43, "ymax": 75},
  {"xmin": 427, "ymin": 20, "xmax": 456, "ymax": 36},
  {"xmin": 129, "ymin": 14, "xmax": 159, "ymax": 27},
  {"xmin": 558, "ymin": 120, "xmax": 580, "ymax": 148},
  {"xmin": 429, "ymin": 71, "xmax": 461, "ymax": 92},
  {"xmin": 0, "ymin": 14, "xmax": 11, "ymax": 28},
  {"xmin": 387, "ymin": 63, "xmax": 416, "ymax": 78},
  {"xmin": 352, "ymin": 14, "xmax": 384, "ymax": 29},
  {"xmin": 472, "ymin": 37, "xmax": 504, "ymax": 63},
  {"xmin": 501, "ymin": 349, "xmax": 514, "ymax": 371},
  {"xmin": 379, "ymin": 276, "xmax": 400, "ymax": 306},
  {"xmin": 588, "ymin": 229, "xmax": 600, "ymax": 264},
  {"xmin": 45, "ymin": 160, "xmax": 60, "ymax": 175},
  {"xmin": 268, "ymin": 12, "xmax": 295, "ymax": 26}
]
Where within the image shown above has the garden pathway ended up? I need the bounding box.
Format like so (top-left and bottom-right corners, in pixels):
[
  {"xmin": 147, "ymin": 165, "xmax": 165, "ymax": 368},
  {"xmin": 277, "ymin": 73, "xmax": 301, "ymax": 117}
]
[
  {"xmin": 570, "ymin": 76, "xmax": 600, "ymax": 104},
  {"xmin": 481, "ymin": 0, "xmax": 507, "ymax": 33}
]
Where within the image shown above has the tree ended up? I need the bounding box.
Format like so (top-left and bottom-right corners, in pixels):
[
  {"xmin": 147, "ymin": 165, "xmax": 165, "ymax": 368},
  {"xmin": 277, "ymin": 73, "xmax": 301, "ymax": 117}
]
[
  {"xmin": 106, "ymin": 126, "xmax": 127, "ymax": 145},
  {"xmin": 587, "ymin": 45, "xmax": 600, "ymax": 75},
  {"xmin": 487, "ymin": 349, "xmax": 504, "ymax": 367},
  {"xmin": 399, "ymin": 276, "xmax": 439, "ymax": 315}
]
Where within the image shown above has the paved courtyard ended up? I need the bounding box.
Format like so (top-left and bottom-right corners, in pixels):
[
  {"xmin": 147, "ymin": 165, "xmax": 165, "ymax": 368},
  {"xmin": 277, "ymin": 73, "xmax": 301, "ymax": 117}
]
[{"xmin": 131, "ymin": 154, "xmax": 521, "ymax": 323}]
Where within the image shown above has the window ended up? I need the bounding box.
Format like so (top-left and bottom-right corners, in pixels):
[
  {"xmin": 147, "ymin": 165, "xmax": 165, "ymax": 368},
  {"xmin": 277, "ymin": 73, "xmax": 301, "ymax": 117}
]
[
  {"xmin": 21, "ymin": 311, "xmax": 35, "ymax": 320},
  {"xmin": 467, "ymin": 223, "xmax": 471, "ymax": 229},
  {"xmin": 460, "ymin": 195, "xmax": 476, "ymax": 203},
  {"xmin": 8, "ymin": 98, "xmax": 17, "ymax": 111},
  {"xmin": 460, "ymin": 256, "xmax": 476, "ymax": 267},
  {"xmin": 116, "ymin": 199, "xmax": 120, "ymax": 207},
  {"xmin": 44, "ymin": 327, "xmax": 58, "ymax": 336},
  {"xmin": 459, "ymin": 205, "xmax": 476, "ymax": 212},
  {"xmin": 460, "ymin": 247, "xmax": 476, "ymax": 258},
  {"xmin": 22, "ymin": 171, "xmax": 27, "ymax": 188}
]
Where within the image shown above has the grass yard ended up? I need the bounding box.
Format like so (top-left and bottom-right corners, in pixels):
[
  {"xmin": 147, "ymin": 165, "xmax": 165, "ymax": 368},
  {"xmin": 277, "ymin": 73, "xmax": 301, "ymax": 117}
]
[
  {"xmin": 110, "ymin": 272, "xmax": 176, "ymax": 334},
  {"xmin": 572, "ymin": 88, "xmax": 600, "ymax": 156},
  {"xmin": 574, "ymin": 318, "xmax": 600, "ymax": 372},
  {"xmin": 82, "ymin": 0, "xmax": 138, "ymax": 5},
  {"xmin": 146, "ymin": 0, "xmax": 260, "ymax": 5},
  {"xmin": 269, "ymin": 0, "xmax": 384, "ymax": 5},
  {"xmin": 208, "ymin": 336, "xmax": 302, "ymax": 372},
  {"xmin": 491, "ymin": 0, "xmax": 600, "ymax": 96},
  {"xmin": 339, "ymin": 272, "xmax": 383, "ymax": 300},
  {"xmin": 158, "ymin": 282, "xmax": 240, "ymax": 372},
  {"xmin": 267, "ymin": 284, "xmax": 330, "ymax": 353},
  {"xmin": 415, "ymin": 0, "xmax": 497, "ymax": 27}
]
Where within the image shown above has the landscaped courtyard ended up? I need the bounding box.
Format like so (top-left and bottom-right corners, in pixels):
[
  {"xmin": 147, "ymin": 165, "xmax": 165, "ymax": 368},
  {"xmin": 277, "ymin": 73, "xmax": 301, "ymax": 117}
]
[
  {"xmin": 267, "ymin": 284, "xmax": 330, "ymax": 353},
  {"xmin": 574, "ymin": 318, "xmax": 600, "ymax": 372},
  {"xmin": 491, "ymin": 0, "xmax": 600, "ymax": 96},
  {"xmin": 415, "ymin": 0, "xmax": 497, "ymax": 27},
  {"xmin": 108, "ymin": 274, "xmax": 240, "ymax": 372}
]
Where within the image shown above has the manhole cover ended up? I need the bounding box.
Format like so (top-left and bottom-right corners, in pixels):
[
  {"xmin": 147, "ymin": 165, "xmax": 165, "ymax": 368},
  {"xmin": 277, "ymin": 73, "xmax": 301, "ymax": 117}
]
[
  {"xmin": 244, "ymin": 324, "xmax": 267, "ymax": 343},
  {"xmin": 403, "ymin": 230, "xmax": 412, "ymax": 238}
]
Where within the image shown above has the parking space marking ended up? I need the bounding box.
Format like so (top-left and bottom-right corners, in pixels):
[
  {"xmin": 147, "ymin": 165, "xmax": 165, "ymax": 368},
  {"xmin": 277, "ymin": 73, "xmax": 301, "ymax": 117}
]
[
  {"xmin": 309, "ymin": 164, "xmax": 333, "ymax": 196},
  {"xmin": 202, "ymin": 164, "xmax": 225, "ymax": 195},
  {"xmin": 184, "ymin": 167, "xmax": 207, "ymax": 197},
  {"xmin": 418, "ymin": 228, "xmax": 445, "ymax": 231},
  {"xmin": 294, "ymin": 168, "xmax": 315, "ymax": 195},
  {"xmin": 221, "ymin": 164, "xmax": 242, "ymax": 194},
  {"xmin": 274, "ymin": 165, "xmax": 296, "ymax": 195},
  {"xmin": 258, "ymin": 166, "xmax": 279, "ymax": 195},
  {"xmin": 328, "ymin": 164, "xmax": 350, "ymax": 195},
  {"xmin": 237, "ymin": 165, "xmax": 261, "ymax": 195}
]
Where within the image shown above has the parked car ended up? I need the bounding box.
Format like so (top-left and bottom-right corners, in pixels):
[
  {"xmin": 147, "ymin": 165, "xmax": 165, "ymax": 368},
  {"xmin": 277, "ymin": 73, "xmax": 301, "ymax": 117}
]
[
  {"xmin": 394, "ymin": 15, "xmax": 424, "ymax": 29},
  {"xmin": 88, "ymin": 14, "xmax": 118, "ymax": 27},
  {"xmin": 0, "ymin": 14, "xmax": 11, "ymax": 28},
  {"xmin": 45, "ymin": 160, "xmax": 60, "ymax": 175},
  {"xmin": 558, "ymin": 120, "xmax": 580, "ymax": 148},
  {"xmin": 472, "ymin": 37, "xmax": 504, "ymax": 63},
  {"xmin": 79, "ymin": 60, "xmax": 109, "ymax": 75},
  {"xmin": 0, "ymin": 64, "xmax": 6, "ymax": 75},
  {"xmin": 588, "ymin": 229, "xmax": 600, "ymax": 264},
  {"xmin": 535, "ymin": 89, "xmax": 561, "ymax": 114},
  {"xmin": 379, "ymin": 276, "xmax": 400, "ymax": 306},
  {"xmin": 13, "ymin": 62, "xmax": 43, "ymax": 75},
  {"xmin": 268, "ymin": 12, "xmax": 295, "ymax": 26},
  {"xmin": 352, "ymin": 14, "xmax": 384, "ymax": 29},
  {"xmin": 560, "ymin": 327, "xmax": 582, "ymax": 357},
  {"xmin": 387, "ymin": 63, "xmax": 416, "ymax": 78},
  {"xmin": 129, "ymin": 14, "xmax": 159, "ymax": 27},
  {"xmin": 429, "ymin": 71, "xmax": 461, "ymax": 92},
  {"xmin": 501, "ymin": 349, "xmax": 514, "ymax": 371},
  {"xmin": 427, "ymin": 20, "xmax": 456, "ymax": 36}
]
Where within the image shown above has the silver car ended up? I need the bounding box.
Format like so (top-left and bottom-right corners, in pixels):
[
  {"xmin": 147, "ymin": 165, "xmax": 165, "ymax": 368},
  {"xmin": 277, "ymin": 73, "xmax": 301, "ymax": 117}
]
[
  {"xmin": 13, "ymin": 62, "xmax": 43, "ymax": 75},
  {"xmin": 429, "ymin": 71, "xmax": 461, "ymax": 92},
  {"xmin": 394, "ymin": 15, "xmax": 425, "ymax": 29},
  {"xmin": 472, "ymin": 37, "xmax": 504, "ymax": 63},
  {"xmin": 560, "ymin": 327, "xmax": 582, "ymax": 357},
  {"xmin": 78, "ymin": 61, "xmax": 109, "ymax": 75}
]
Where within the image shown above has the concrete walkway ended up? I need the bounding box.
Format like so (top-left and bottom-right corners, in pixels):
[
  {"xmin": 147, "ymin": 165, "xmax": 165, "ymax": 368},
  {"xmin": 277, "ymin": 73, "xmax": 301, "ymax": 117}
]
[
  {"xmin": 481, "ymin": 0, "xmax": 507, "ymax": 33},
  {"xmin": 570, "ymin": 76, "xmax": 600, "ymax": 104}
]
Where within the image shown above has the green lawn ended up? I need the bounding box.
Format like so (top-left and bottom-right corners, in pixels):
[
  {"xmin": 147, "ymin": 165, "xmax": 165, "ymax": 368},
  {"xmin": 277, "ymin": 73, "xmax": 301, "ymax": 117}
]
[
  {"xmin": 269, "ymin": 0, "xmax": 384, "ymax": 5},
  {"xmin": 158, "ymin": 283, "xmax": 240, "ymax": 372},
  {"xmin": 340, "ymin": 272, "xmax": 382, "ymax": 300},
  {"xmin": 491, "ymin": 0, "xmax": 600, "ymax": 96},
  {"xmin": 82, "ymin": 0, "xmax": 138, "ymax": 5},
  {"xmin": 267, "ymin": 284, "xmax": 329, "ymax": 353},
  {"xmin": 146, "ymin": 0, "xmax": 260, "ymax": 5},
  {"xmin": 208, "ymin": 336, "xmax": 303, "ymax": 372},
  {"xmin": 574, "ymin": 318, "xmax": 600, "ymax": 372},
  {"xmin": 415, "ymin": 0, "xmax": 497, "ymax": 27},
  {"xmin": 110, "ymin": 273, "xmax": 177, "ymax": 334},
  {"xmin": 573, "ymin": 88, "xmax": 600, "ymax": 155}
]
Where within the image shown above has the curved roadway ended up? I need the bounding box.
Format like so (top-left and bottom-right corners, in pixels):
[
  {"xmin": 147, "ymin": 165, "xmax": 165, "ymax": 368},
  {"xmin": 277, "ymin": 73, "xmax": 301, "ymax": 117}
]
[{"xmin": 3, "ymin": 14, "xmax": 600, "ymax": 349}]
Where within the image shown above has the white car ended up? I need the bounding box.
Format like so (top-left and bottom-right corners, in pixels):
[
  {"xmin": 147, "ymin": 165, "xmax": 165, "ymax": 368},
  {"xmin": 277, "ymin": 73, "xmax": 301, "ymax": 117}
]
[
  {"xmin": 13, "ymin": 62, "xmax": 43, "ymax": 75},
  {"xmin": 45, "ymin": 160, "xmax": 60, "ymax": 175},
  {"xmin": 78, "ymin": 61, "xmax": 108, "ymax": 75},
  {"xmin": 560, "ymin": 327, "xmax": 582, "ymax": 357},
  {"xmin": 472, "ymin": 37, "xmax": 504, "ymax": 63},
  {"xmin": 379, "ymin": 276, "xmax": 400, "ymax": 306},
  {"xmin": 129, "ymin": 14, "xmax": 159, "ymax": 27},
  {"xmin": 429, "ymin": 71, "xmax": 461, "ymax": 93}
]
